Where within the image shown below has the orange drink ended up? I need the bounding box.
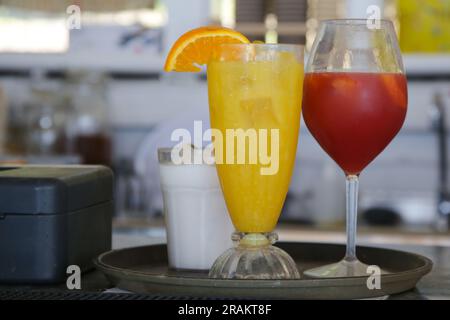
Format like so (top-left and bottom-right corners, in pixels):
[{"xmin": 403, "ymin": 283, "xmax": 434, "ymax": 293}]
[
  {"xmin": 164, "ymin": 28, "xmax": 303, "ymax": 279},
  {"xmin": 208, "ymin": 48, "xmax": 303, "ymax": 232}
]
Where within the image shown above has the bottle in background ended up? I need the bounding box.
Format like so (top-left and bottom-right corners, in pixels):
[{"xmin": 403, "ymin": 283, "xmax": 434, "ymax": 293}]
[{"xmin": 66, "ymin": 71, "xmax": 112, "ymax": 167}]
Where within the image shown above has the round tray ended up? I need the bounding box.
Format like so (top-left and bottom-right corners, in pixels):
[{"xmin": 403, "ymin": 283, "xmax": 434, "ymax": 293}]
[{"xmin": 95, "ymin": 242, "xmax": 432, "ymax": 299}]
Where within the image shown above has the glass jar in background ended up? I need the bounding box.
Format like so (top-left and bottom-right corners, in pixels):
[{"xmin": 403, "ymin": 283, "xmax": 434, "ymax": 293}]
[
  {"xmin": 65, "ymin": 71, "xmax": 112, "ymax": 167},
  {"xmin": 115, "ymin": 157, "xmax": 147, "ymax": 217},
  {"xmin": 24, "ymin": 83, "xmax": 70, "ymax": 156}
]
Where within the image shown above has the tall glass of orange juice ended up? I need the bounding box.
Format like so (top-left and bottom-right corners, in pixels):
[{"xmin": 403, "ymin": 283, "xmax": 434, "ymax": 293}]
[{"xmin": 207, "ymin": 44, "xmax": 304, "ymax": 279}]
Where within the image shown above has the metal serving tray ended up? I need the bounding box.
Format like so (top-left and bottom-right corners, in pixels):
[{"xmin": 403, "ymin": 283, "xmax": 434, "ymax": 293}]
[{"xmin": 95, "ymin": 242, "xmax": 432, "ymax": 299}]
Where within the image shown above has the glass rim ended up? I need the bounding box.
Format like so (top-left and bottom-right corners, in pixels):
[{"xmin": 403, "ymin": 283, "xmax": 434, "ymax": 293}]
[
  {"xmin": 320, "ymin": 18, "xmax": 394, "ymax": 25},
  {"xmin": 213, "ymin": 43, "xmax": 304, "ymax": 51}
]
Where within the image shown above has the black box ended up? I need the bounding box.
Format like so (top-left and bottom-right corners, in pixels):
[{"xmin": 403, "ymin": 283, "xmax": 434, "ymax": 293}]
[{"xmin": 0, "ymin": 165, "xmax": 113, "ymax": 284}]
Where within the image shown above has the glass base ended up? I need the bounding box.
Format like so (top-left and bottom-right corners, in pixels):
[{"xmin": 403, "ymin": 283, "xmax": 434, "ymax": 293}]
[
  {"xmin": 304, "ymin": 258, "xmax": 385, "ymax": 278},
  {"xmin": 208, "ymin": 232, "xmax": 300, "ymax": 279}
]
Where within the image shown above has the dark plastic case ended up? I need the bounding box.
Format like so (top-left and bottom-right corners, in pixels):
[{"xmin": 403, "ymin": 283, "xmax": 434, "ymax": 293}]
[{"xmin": 0, "ymin": 165, "xmax": 113, "ymax": 284}]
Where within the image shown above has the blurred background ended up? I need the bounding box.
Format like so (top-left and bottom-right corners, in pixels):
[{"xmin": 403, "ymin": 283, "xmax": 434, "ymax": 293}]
[{"xmin": 0, "ymin": 0, "xmax": 449, "ymax": 246}]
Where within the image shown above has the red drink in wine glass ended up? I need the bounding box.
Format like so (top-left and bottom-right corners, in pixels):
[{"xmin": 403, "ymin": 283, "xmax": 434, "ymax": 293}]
[
  {"xmin": 302, "ymin": 19, "xmax": 408, "ymax": 278},
  {"xmin": 303, "ymin": 72, "xmax": 407, "ymax": 175}
]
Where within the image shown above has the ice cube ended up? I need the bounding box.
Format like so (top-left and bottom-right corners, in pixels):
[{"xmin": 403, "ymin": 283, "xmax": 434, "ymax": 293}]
[
  {"xmin": 381, "ymin": 74, "xmax": 407, "ymax": 108},
  {"xmin": 240, "ymin": 97, "xmax": 278, "ymax": 127},
  {"xmin": 331, "ymin": 76, "xmax": 357, "ymax": 92}
]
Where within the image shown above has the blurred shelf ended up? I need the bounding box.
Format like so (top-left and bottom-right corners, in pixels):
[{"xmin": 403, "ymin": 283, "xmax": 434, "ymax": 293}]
[
  {"xmin": 0, "ymin": 51, "xmax": 448, "ymax": 78},
  {"xmin": 0, "ymin": 51, "xmax": 165, "ymax": 74},
  {"xmin": 404, "ymin": 54, "xmax": 450, "ymax": 77}
]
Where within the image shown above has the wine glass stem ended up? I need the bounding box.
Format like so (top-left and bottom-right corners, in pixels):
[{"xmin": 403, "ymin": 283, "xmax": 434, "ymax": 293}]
[{"xmin": 344, "ymin": 174, "xmax": 359, "ymax": 262}]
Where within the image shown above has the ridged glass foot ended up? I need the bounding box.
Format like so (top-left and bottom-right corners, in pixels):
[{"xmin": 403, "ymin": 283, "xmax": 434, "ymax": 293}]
[{"xmin": 208, "ymin": 232, "xmax": 300, "ymax": 279}]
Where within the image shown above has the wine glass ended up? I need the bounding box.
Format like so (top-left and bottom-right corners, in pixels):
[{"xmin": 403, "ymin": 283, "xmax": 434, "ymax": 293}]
[
  {"xmin": 207, "ymin": 44, "xmax": 304, "ymax": 279},
  {"xmin": 302, "ymin": 19, "xmax": 408, "ymax": 277}
]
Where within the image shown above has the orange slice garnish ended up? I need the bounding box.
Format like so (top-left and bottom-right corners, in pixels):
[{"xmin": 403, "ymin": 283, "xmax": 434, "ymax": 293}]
[{"xmin": 164, "ymin": 26, "xmax": 250, "ymax": 72}]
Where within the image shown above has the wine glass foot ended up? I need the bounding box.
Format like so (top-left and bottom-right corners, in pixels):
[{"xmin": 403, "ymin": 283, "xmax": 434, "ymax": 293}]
[
  {"xmin": 208, "ymin": 232, "xmax": 300, "ymax": 279},
  {"xmin": 304, "ymin": 258, "xmax": 386, "ymax": 278}
]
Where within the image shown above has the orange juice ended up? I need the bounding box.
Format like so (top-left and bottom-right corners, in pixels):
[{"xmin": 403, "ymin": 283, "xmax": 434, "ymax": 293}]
[{"xmin": 207, "ymin": 50, "xmax": 303, "ymax": 232}]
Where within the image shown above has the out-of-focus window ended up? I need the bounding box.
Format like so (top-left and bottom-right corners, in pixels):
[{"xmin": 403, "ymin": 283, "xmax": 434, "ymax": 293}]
[
  {"xmin": 213, "ymin": 0, "xmax": 339, "ymax": 46},
  {"xmin": 215, "ymin": 0, "xmax": 397, "ymax": 50},
  {"xmin": 305, "ymin": 0, "xmax": 345, "ymax": 50},
  {"xmin": 0, "ymin": 0, "xmax": 166, "ymax": 53},
  {"xmin": 232, "ymin": 0, "xmax": 308, "ymax": 43},
  {"xmin": 0, "ymin": 8, "xmax": 68, "ymax": 53}
]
